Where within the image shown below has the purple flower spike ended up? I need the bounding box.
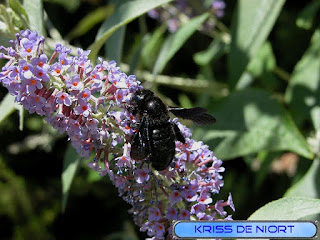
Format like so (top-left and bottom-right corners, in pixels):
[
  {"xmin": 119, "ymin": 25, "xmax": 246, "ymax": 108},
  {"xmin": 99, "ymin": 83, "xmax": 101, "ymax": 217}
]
[{"xmin": 0, "ymin": 30, "xmax": 234, "ymax": 240}]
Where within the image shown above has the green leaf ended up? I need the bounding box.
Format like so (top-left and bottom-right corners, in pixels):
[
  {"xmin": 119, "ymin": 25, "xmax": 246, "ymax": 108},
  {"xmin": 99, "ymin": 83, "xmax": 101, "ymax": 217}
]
[
  {"xmin": 153, "ymin": 13, "xmax": 208, "ymax": 75},
  {"xmin": 62, "ymin": 144, "xmax": 81, "ymax": 212},
  {"xmin": 105, "ymin": 26, "xmax": 126, "ymax": 63},
  {"xmin": 128, "ymin": 34, "xmax": 147, "ymax": 75},
  {"xmin": 311, "ymin": 106, "xmax": 320, "ymax": 131},
  {"xmin": 296, "ymin": 0, "xmax": 320, "ymax": 30},
  {"xmin": 247, "ymin": 41, "xmax": 276, "ymax": 77},
  {"xmin": 178, "ymin": 94, "xmax": 193, "ymax": 109},
  {"xmin": 244, "ymin": 41, "xmax": 280, "ymax": 90},
  {"xmin": 249, "ymin": 197, "xmax": 320, "ymax": 220},
  {"xmin": 193, "ymin": 38, "xmax": 227, "ymax": 66},
  {"xmin": 0, "ymin": 36, "xmax": 13, "ymax": 47},
  {"xmin": 141, "ymin": 26, "xmax": 166, "ymax": 70},
  {"xmin": 66, "ymin": 5, "xmax": 114, "ymax": 40},
  {"xmin": 0, "ymin": 94, "xmax": 19, "ymax": 124},
  {"xmin": 8, "ymin": 0, "xmax": 29, "ymax": 30},
  {"xmin": 0, "ymin": 5, "xmax": 16, "ymax": 35},
  {"xmin": 47, "ymin": 0, "xmax": 81, "ymax": 12},
  {"xmin": 235, "ymin": 71, "xmax": 254, "ymax": 90},
  {"xmin": 9, "ymin": 0, "xmax": 28, "ymax": 18},
  {"xmin": 197, "ymin": 89, "xmax": 313, "ymax": 160},
  {"xmin": 284, "ymin": 159, "xmax": 320, "ymax": 199},
  {"xmin": 285, "ymin": 29, "xmax": 320, "ymax": 127},
  {"xmin": 254, "ymin": 151, "xmax": 279, "ymax": 190},
  {"xmin": 228, "ymin": 0, "xmax": 285, "ymax": 89},
  {"xmin": 89, "ymin": 0, "xmax": 173, "ymax": 61},
  {"xmin": 237, "ymin": 43, "xmax": 275, "ymax": 90},
  {"xmin": 17, "ymin": 103, "xmax": 23, "ymax": 131},
  {"xmin": 23, "ymin": 0, "xmax": 44, "ymax": 35}
]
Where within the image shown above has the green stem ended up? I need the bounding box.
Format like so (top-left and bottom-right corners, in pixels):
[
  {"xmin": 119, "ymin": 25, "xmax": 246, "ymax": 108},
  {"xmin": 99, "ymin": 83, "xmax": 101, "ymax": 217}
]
[
  {"xmin": 120, "ymin": 63, "xmax": 229, "ymax": 97},
  {"xmin": 273, "ymin": 66, "xmax": 291, "ymax": 82}
]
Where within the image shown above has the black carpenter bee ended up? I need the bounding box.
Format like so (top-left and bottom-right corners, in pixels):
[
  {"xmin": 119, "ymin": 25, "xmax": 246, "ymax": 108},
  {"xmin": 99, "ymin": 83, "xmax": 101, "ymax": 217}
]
[{"xmin": 127, "ymin": 89, "xmax": 216, "ymax": 171}]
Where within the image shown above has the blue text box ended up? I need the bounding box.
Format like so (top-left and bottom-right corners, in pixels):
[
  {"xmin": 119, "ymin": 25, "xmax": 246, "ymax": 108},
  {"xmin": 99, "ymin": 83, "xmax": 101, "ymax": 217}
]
[{"xmin": 173, "ymin": 221, "xmax": 318, "ymax": 239}]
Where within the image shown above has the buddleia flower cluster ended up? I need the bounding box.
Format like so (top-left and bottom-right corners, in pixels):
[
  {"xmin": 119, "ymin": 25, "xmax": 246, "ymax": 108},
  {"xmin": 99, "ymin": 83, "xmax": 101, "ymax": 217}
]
[
  {"xmin": 148, "ymin": 0, "xmax": 226, "ymax": 32},
  {"xmin": 0, "ymin": 30, "xmax": 234, "ymax": 239}
]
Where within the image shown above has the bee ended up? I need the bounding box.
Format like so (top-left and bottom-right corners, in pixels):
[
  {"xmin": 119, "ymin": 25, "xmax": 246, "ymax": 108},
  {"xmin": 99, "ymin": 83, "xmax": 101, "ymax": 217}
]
[{"xmin": 127, "ymin": 89, "xmax": 216, "ymax": 171}]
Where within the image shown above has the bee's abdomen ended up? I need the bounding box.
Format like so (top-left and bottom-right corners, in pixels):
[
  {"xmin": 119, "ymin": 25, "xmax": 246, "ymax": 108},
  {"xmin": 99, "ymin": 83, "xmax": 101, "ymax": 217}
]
[{"xmin": 149, "ymin": 123, "xmax": 176, "ymax": 171}]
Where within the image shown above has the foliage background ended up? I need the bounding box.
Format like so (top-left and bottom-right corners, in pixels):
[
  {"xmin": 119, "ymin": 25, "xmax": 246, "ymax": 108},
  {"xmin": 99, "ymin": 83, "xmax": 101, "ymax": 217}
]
[{"xmin": 0, "ymin": 0, "xmax": 320, "ymax": 239}]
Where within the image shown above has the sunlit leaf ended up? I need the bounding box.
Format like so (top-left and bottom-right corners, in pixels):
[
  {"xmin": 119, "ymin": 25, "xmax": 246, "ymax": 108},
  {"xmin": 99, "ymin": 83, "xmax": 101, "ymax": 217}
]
[
  {"xmin": 17, "ymin": 103, "xmax": 23, "ymax": 131},
  {"xmin": 193, "ymin": 38, "xmax": 227, "ymax": 66},
  {"xmin": 9, "ymin": 0, "xmax": 28, "ymax": 18},
  {"xmin": 296, "ymin": 0, "xmax": 320, "ymax": 30},
  {"xmin": 228, "ymin": 0, "xmax": 285, "ymax": 89},
  {"xmin": 62, "ymin": 144, "xmax": 81, "ymax": 212},
  {"xmin": 23, "ymin": 0, "xmax": 44, "ymax": 35},
  {"xmin": 311, "ymin": 106, "xmax": 320, "ymax": 131},
  {"xmin": 247, "ymin": 41, "xmax": 276, "ymax": 77},
  {"xmin": 285, "ymin": 29, "xmax": 320, "ymax": 127},
  {"xmin": 105, "ymin": 26, "xmax": 126, "ymax": 63},
  {"xmin": 0, "ymin": 94, "xmax": 18, "ymax": 124},
  {"xmin": 284, "ymin": 159, "xmax": 320, "ymax": 199},
  {"xmin": 0, "ymin": 5, "xmax": 16, "ymax": 35},
  {"xmin": 196, "ymin": 89, "xmax": 313, "ymax": 160},
  {"xmin": 249, "ymin": 197, "xmax": 320, "ymax": 220}
]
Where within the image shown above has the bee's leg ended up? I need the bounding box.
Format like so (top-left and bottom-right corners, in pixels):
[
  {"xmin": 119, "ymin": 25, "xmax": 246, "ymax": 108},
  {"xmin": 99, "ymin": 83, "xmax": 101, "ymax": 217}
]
[
  {"xmin": 154, "ymin": 185, "xmax": 159, "ymax": 204},
  {"xmin": 138, "ymin": 160, "xmax": 146, "ymax": 169},
  {"xmin": 130, "ymin": 115, "xmax": 149, "ymax": 163},
  {"xmin": 172, "ymin": 122, "xmax": 185, "ymax": 143}
]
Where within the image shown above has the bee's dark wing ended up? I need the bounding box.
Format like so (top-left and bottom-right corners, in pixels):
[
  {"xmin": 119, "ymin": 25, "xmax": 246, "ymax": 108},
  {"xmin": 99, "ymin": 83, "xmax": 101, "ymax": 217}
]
[
  {"xmin": 168, "ymin": 107, "xmax": 216, "ymax": 125},
  {"xmin": 130, "ymin": 116, "xmax": 150, "ymax": 160}
]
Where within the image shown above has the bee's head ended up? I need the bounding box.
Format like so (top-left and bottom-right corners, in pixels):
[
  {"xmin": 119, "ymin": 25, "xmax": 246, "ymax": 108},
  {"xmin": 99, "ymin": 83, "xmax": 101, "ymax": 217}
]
[{"xmin": 128, "ymin": 89, "xmax": 154, "ymax": 115}]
